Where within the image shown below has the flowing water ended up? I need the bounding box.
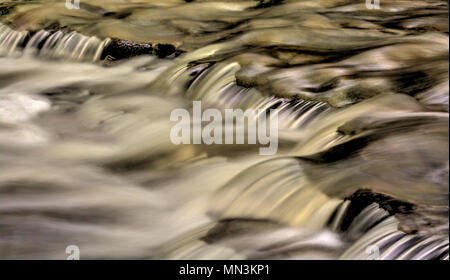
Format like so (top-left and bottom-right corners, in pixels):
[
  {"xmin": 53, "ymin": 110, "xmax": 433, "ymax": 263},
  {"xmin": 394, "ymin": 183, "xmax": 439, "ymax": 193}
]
[{"xmin": 0, "ymin": 0, "xmax": 448, "ymax": 259}]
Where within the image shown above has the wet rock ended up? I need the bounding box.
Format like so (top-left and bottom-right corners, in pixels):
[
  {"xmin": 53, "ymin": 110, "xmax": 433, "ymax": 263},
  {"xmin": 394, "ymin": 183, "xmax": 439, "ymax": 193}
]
[{"xmin": 101, "ymin": 39, "xmax": 176, "ymax": 60}]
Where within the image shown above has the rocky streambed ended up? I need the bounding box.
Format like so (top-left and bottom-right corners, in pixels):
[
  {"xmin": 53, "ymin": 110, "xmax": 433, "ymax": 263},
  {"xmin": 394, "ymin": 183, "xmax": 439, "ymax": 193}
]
[{"xmin": 0, "ymin": 0, "xmax": 448, "ymax": 260}]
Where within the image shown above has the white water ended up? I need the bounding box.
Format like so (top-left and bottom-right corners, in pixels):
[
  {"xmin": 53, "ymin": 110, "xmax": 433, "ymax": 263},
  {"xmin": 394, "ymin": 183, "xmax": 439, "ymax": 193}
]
[{"xmin": 0, "ymin": 1, "xmax": 448, "ymax": 259}]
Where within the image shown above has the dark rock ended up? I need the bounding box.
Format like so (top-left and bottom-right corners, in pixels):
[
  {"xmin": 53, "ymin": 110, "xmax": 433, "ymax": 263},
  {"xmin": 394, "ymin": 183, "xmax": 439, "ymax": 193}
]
[
  {"xmin": 339, "ymin": 189, "xmax": 417, "ymax": 232},
  {"xmin": 101, "ymin": 39, "xmax": 176, "ymax": 60}
]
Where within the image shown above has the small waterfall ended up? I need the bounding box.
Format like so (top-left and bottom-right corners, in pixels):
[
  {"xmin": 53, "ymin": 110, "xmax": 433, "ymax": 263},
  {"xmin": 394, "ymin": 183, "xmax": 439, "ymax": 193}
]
[
  {"xmin": 0, "ymin": 23, "xmax": 28, "ymax": 56},
  {"xmin": 150, "ymin": 59, "xmax": 336, "ymax": 134},
  {"xmin": 0, "ymin": 23, "xmax": 110, "ymax": 62},
  {"xmin": 38, "ymin": 31, "xmax": 110, "ymax": 62},
  {"xmin": 340, "ymin": 212, "xmax": 449, "ymax": 260}
]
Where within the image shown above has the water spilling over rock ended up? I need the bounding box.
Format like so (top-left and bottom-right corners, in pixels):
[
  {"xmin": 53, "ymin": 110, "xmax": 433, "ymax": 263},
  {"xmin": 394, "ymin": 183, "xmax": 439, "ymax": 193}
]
[{"xmin": 0, "ymin": 0, "xmax": 448, "ymax": 260}]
